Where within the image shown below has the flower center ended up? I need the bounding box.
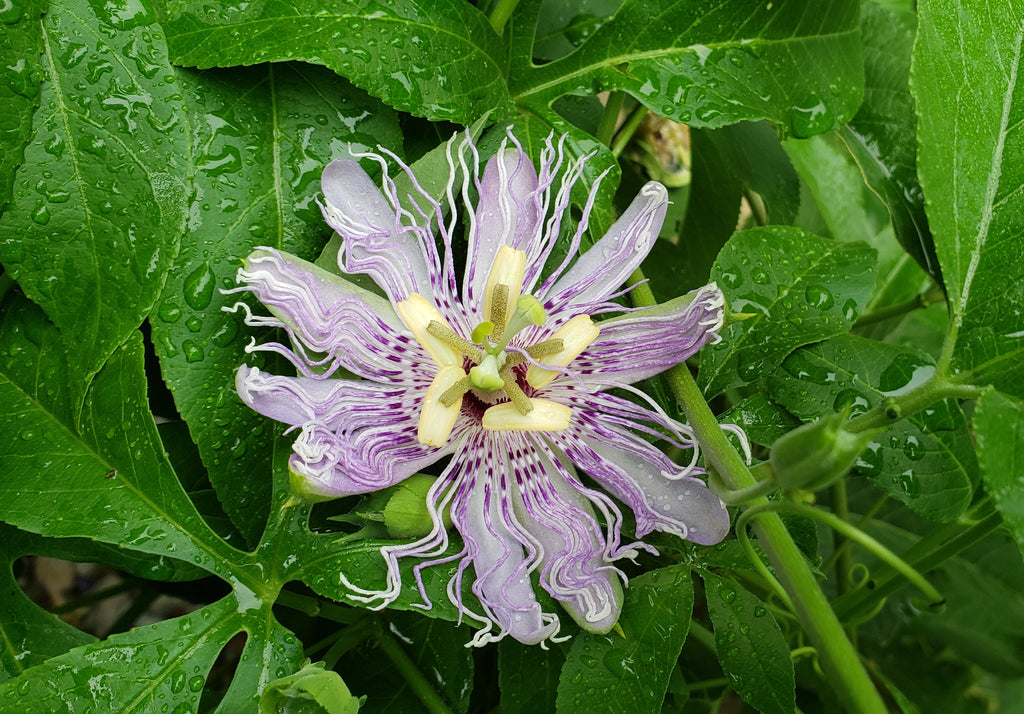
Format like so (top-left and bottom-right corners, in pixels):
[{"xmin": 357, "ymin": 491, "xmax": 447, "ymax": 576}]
[{"xmin": 396, "ymin": 247, "xmax": 600, "ymax": 447}]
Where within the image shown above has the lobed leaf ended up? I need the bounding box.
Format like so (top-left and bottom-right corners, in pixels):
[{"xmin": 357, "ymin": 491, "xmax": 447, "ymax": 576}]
[
  {"xmin": 697, "ymin": 226, "xmax": 876, "ymax": 398},
  {"xmin": 0, "ymin": 0, "xmax": 46, "ymax": 211},
  {"xmin": 0, "ymin": 295, "xmax": 235, "ymax": 569},
  {"xmin": 0, "ymin": 526, "xmax": 96, "ymax": 684},
  {"xmin": 0, "ymin": 0, "xmax": 190, "ymax": 411},
  {"xmin": 152, "ymin": 63, "xmax": 401, "ymax": 544},
  {"xmin": 513, "ymin": 0, "xmax": 863, "ymax": 134},
  {"xmin": 158, "ymin": 0, "xmax": 511, "ymax": 123}
]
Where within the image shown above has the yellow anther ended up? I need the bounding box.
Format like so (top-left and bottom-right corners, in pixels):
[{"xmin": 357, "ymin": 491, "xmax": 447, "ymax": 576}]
[
  {"xmin": 396, "ymin": 293, "xmax": 462, "ymax": 367},
  {"xmin": 482, "ymin": 247, "xmax": 526, "ymax": 329},
  {"xmin": 482, "ymin": 399, "xmax": 572, "ymax": 432},
  {"xmin": 526, "ymin": 315, "xmax": 600, "ymax": 389},
  {"xmin": 418, "ymin": 365, "xmax": 467, "ymax": 446}
]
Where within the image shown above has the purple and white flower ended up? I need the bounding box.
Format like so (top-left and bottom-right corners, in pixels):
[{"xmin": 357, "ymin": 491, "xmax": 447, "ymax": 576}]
[{"xmin": 227, "ymin": 131, "xmax": 735, "ymax": 646}]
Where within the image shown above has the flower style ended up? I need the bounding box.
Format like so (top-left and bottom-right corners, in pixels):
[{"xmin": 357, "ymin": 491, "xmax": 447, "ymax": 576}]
[{"xmin": 228, "ymin": 131, "xmax": 734, "ymax": 646}]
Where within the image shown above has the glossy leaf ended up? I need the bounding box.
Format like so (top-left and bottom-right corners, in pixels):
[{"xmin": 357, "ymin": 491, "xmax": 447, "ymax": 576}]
[
  {"xmin": 840, "ymin": 1, "xmax": 938, "ymax": 280},
  {"xmin": 151, "ymin": 63, "xmax": 400, "ymax": 544},
  {"xmin": 556, "ymin": 565, "xmax": 693, "ymax": 712},
  {"xmin": 0, "ymin": 0, "xmax": 190, "ymax": 410},
  {"xmin": 159, "ymin": 0, "xmax": 511, "ymax": 123},
  {"xmin": 0, "ymin": 295, "xmax": 232, "ymax": 567},
  {"xmin": 513, "ymin": 0, "xmax": 864, "ymax": 134},
  {"xmin": 498, "ymin": 638, "xmax": 567, "ymax": 714},
  {"xmin": 698, "ymin": 226, "xmax": 876, "ymax": 397},
  {"xmin": 767, "ymin": 335, "xmax": 977, "ymax": 521},
  {"xmin": 337, "ymin": 612, "xmax": 473, "ymax": 714},
  {"xmin": 0, "ymin": 592, "xmax": 303, "ymax": 712},
  {"xmin": 0, "ymin": 0, "xmax": 45, "ymax": 210},
  {"xmin": 914, "ymin": 0, "xmax": 1024, "ymax": 395},
  {"xmin": 0, "ymin": 526, "xmax": 96, "ymax": 683},
  {"xmin": 703, "ymin": 571, "xmax": 794, "ymax": 714},
  {"xmin": 974, "ymin": 389, "xmax": 1024, "ymax": 554},
  {"xmin": 719, "ymin": 392, "xmax": 802, "ymax": 449}
]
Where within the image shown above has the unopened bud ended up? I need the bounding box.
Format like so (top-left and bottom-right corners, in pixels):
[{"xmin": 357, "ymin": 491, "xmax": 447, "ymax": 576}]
[
  {"xmin": 383, "ymin": 474, "xmax": 451, "ymax": 539},
  {"xmin": 259, "ymin": 660, "xmax": 364, "ymax": 714},
  {"xmin": 770, "ymin": 409, "xmax": 880, "ymax": 491}
]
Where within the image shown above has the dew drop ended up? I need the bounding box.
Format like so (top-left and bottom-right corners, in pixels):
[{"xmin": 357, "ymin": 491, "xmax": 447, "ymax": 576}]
[
  {"xmin": 31, "ymin": 204, "xmax": 50, "ymax": 225},
  {"xmin": 183, "ymin": 262, "xmax": 214, "ymax": 309},
  {"xmin": 157, "ymin": 302, "xmax": 182, "ymax": 324},
  {"xmin": 182, "ymin": 339, "xmax": 204, "ymax": 363},
  {"xmin": 804, "ymin": 285, "xmax": 834, "ymax": 310}
]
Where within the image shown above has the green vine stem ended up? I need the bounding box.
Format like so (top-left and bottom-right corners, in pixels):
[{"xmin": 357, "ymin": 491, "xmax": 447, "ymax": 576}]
[
  {"xmin": 739, "ymin": 502, "xmax": 944, "ymax": 607},
  {"xmin": 626, "ymin": 270, "xmax": 888, "ymax": 713},
  {"xmin": 487, "ymin": 0, "xmax": 520, "ymax": 33},
  {"xmin": 610, "ymin": 104, "xmax": 649, "ymax": 159},
  {"xmin": 853, "ymin": 284, "xmax": 946, "ymax": 329},
  {"xmin": 596, "ymin": 92, "xmax": 626, "ymax": 147},
  {"xmin": 833, "ymin": 504, "xmax": 1002, "ymax": 622},
  {"xmin": 373, "ymin": 619, "xmax": 454, "ymax": 714}
]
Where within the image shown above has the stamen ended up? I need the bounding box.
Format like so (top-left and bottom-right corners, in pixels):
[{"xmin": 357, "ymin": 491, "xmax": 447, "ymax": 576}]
[
  {"xmin": 396, "ymin": 294, "xmax": 463, "ymax": 367},
  {"xmin": 489, "ymin": 283, "xmax": 509, "ymax": 338},
  {"xmin": 418, "ymin": 365, "xmax": 467, "ymax": 446},
  {"xmin": 482, "ymin": 246, "xmax": 526, "ymax": 329},
  {"xmin": 482, "ymin": 399, "xmax": 572, "ymax": 432},
  {"xmin": 426, "ymin": 320, "xmax": 484, "ymax": 362},
  {"xmin": 525, "ymin": 339, "xmax": 564, "ymax": 358},
  {"xmin": 439, "ymin": 376, "xmax": 471, "ymax": 407},
  {"xmin": 499, "ymin": 365, "xmax": 534, "ymax": 415},
  {"xmin": 526, "ymin": 315, "xmax": 600, "ymax": 389}
]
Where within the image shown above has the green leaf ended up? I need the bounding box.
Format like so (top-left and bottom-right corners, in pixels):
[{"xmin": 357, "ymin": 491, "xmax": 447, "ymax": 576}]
[
  {"xmin": 556, "ymin": 565, "xmax": 693, "ymax": 712},
  {"xmin": 784, "ymin": 134, "xmax": 878, "ymax": 246},
  {"xmin": 0, "ymin": 0, "xmax": 46, "ymax": 211},
  {"xmin": 719, "ymin": 392, "xmax": 802, "ymax": 449},
  {"xmin": 531, "ymin": 0, "xmax": 622, "ymax": 62},
  {"xmin": 498, "ymin": 637, "xmax": 567, "ymax": 714},
  {"xmin": 337, "ymin": 612, "xmax": 473, "ymax": 714},
  {"xmin": 913, "ymin": 0, "xmax": 1024, "ymax": 395},
  {"xmin": 975, "ymin": 389, "xmax": 1024, "ymax": 554},
  {"xmin": 0, "ymin": 294, "xmax": 232, "ymax": 568},
  {"xmin": 151, "ymin": 63, "xmax": 400, "ymax": 544},
  {"xmin": 706, "ymin": 122, "xmax": 801, "ymax": 227},
  {"xmin": 766, "ymin": 335, "xmax": 977, "ymax": 521},
  {"xmin": 703, "ymin": 572, "xmax": 794, "ymax": 714},
  {"xmin": 0, "ymin": 592, "xmax": 303, "ymax": 712},
  {"xmin": 513, "ymin": 0, "xmax": 863, "ymax": 134},
  {"xmin": 840, "ymin": 1, "xmax": 939, "ymax": 280},
  {"xmin": 158, "ymin": 0, "xmax": 511, "ymax": 123},
  {"xmin": 0, "ymin": 526, "xmax": 96, "ymax": 683},
  {"xmin": 697, "ymin": 226, "xmax": 876, "ymax": 397},
  {"xmin": 0, "ymin": 0, "xmax": 190, "ymax": 410}
]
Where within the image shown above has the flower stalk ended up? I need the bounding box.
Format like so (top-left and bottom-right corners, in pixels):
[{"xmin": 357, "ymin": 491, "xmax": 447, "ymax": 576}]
[{"xmin": 628, "ymin": 271, "xmax": 888, "ymax": 714}]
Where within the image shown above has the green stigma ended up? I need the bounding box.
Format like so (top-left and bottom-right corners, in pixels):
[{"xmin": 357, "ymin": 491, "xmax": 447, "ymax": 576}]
[{"xmin": 468, "ymin": 353, "xmax": 505, "ymax": 390}]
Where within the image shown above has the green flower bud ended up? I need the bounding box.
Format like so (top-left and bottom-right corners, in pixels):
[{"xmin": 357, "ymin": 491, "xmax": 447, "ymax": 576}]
[
  {"xmin": 259, "ymin": 660, "xmax": 364, "ymax": 714},
  {"xmin": 383, "ymin": 474, "xmax": 451, "ymax": 539},
  {"xmin": 770, "ymin": 409, "xmax": 880, "ymax": 491}
]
